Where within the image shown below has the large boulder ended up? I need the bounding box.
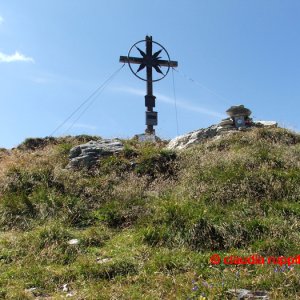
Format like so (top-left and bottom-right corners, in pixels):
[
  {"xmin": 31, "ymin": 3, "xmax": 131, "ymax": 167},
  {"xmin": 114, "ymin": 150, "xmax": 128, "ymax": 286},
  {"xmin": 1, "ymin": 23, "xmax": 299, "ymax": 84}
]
[{"xmin": 67, "ymin": 139, "xmax": 124, "ymax": 169}]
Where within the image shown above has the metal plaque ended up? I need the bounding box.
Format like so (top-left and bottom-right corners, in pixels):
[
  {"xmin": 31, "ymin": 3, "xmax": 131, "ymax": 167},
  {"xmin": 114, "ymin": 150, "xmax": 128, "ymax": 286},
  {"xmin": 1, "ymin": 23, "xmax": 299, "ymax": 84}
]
[
  {"xmin": 146, "ymin": 111, "xmax": 158, "ymax": 126},
  {"xmin": 234, "ymin": 116, "xmax": 246, "ymax": 128}
]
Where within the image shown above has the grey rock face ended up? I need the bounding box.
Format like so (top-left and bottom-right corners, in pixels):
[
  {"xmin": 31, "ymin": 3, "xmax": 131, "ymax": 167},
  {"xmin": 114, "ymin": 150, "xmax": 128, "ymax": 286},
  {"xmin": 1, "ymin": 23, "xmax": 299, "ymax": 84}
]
[
  {"xmin": 167, "ymin": 120, "xmax": 278, "ymax": 151},
  {"xmin": 67, "ymin": 139, "xmax": 124, "ymax": 169},
  {"xmin": 227, "ymin": 289, "xmax": 269, "ymax": 299},
  {"xmin": 254, "ymin": 121, "xmax": 278, "ymax": 127},
  {"xmin": 167, "ymin": 105, "xmax": 278, "ymax": 150},
  {"xmin": 219, "ymin": 118, "xmax": 234, "ymax": 126},
  {"xmin": 167, "ymin": 125, "xmax": 220, "ymax": 150}
]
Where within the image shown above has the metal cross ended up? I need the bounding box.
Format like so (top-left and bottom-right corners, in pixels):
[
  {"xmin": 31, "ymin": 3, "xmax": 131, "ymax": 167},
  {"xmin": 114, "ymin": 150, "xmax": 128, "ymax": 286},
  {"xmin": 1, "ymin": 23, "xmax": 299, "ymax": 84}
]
[{"xmin": 120, "ymin": 35, "xmax": 178, "ymax": 135}]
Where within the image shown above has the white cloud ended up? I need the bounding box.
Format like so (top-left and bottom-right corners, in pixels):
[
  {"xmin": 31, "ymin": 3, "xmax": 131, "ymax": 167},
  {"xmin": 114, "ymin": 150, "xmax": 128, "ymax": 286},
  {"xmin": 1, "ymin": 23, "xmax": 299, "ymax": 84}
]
[
  {"xmin": 30, "ymin": 72, "xmax": 95, "ymax": 88},
  {"xmin": 114, "ymin": 86, "xmax": 225, "ymax": 119},
  {"xmin": 0, "ymin": 16, "xmax": 4, "ymax": 24},
  {"xmin": 0, "ymin": 51, "xmax": 34, "ymax": 63}
]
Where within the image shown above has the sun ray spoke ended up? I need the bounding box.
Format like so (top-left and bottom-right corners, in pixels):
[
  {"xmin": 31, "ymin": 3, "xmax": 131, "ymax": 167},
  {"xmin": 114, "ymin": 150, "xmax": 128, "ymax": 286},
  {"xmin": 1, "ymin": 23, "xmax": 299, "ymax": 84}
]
[
  {"xmin": 135, "ymin": 46, "xmax": 146, "ymax": 58},
  {"xmin": 153, "ymin": 65, "xmax": 164, "ymax": 75},
  {"xmin": 136, "ymin": 63, "xmax": 146, "ymax": 73}
]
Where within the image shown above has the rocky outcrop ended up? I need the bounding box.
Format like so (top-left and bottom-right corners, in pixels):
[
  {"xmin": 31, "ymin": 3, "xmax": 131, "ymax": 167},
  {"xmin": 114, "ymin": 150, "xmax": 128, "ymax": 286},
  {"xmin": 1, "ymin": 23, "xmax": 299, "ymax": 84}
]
[
  {"xmin": 67, "ymin": 139, "xmax": 124, "ymax": 169},
  {"xmin": 167, "ymin": 104, "xmax": 278, "ymax": 150},
  {"xmin": 167, "ymin": 121, "xmax": 278, "ymax": 150},
  {"xmin": 167, "ymin": 125, "xmax": 220, "ymax": 150},
  {"xmin": 253, "ymin": 121, "xmax": 278, "ymax": 127}
]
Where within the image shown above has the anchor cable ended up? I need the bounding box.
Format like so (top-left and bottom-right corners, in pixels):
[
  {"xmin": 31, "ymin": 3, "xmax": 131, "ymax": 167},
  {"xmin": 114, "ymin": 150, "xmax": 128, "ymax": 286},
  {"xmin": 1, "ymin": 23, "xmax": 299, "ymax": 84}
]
[
  {"xmin": 172, "ymin": 68, "xmax": 231, "ymax": 105},
  {"xmin": 63, "ymin": 67, "xmax": 122, "ymax": 135},
  {"xmin": 49, "ymin": 64, "xmax": 125, "ymax": 137}
]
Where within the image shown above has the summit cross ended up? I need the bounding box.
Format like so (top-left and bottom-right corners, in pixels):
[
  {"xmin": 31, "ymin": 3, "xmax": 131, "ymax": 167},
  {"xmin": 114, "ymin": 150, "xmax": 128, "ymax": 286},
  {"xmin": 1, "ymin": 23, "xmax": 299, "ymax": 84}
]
[{"xmin": 120, "ymin": 35, "xmax": 178, "ymax": 135}]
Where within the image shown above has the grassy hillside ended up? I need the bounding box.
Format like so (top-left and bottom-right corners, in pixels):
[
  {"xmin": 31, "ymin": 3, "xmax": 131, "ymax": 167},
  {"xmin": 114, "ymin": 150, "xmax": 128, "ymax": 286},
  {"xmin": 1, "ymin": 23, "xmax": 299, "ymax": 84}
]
[{"xmin": 0, "ymin": 128, "xmax": 300, "ymax": 299}]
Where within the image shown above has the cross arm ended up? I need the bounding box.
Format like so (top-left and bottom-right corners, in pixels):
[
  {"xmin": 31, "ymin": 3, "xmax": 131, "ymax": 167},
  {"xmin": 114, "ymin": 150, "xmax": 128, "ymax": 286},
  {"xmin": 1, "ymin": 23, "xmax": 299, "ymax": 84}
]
[
  {"xmin": 120, "ymin": 56, "xmax": 143, "ymax": 64},
  {"xmin": 156, "ymin": 59, "xmax": 178, "ymax": 68},
  {"xmin": 120, "ymin": 56, "xmax": 178, "ymax": 68}
]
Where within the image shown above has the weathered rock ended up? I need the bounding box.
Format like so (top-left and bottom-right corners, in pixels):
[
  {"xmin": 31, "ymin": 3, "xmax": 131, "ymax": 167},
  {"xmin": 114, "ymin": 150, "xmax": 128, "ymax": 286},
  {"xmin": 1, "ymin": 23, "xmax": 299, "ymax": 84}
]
[
  {"xmin": 219, "ymin": 118, "xmax": 234, "ymax": 126},
  {"xmin": 254, "ymin": 121, "xmax": 278, "ymax": 128},
  {"xmin": 66, "ymin": 292, "xmax": 76, "ymax": 297},
  {"xmin": 96, "ymin": 257, "xmax": 113, "ymax": 264},
  {"xmin": 68, "ymin": 239, "xmax": 79, "ymax": 245},
  {"xmin": 217, "ymin": 124, "xmax": 236, "ymax": 132},
  {"xmin": 167, "ymin": 105, "xmax": 278, "ymax": 150},
  {"xmin": 62, "ymin": 284, "xmax": 69, "ymax": 292},
  {"xmin": 25, "ymin": 287, "xmax": 37, "ymax": 293},
  {"xmin": 227, "ymin": 289, "xmax": 269, "ymax": 299},
  {"xmin": 167, "ymin": 125, "xmax": 220, "ymax": 150},
  {"xmin": 167, "ymin": 120, "xmax": 277, "ymax": 150},
  {"xmin": 226, "ymin": 105, "xmax": 252, "ymax": 118},
  {"xmin": 134, "ymin": 133, "xmax": 160, "ymax": 142},
  {"xmin": 67, "ymin": 139, "xmax": 124, "ymax": 169}
]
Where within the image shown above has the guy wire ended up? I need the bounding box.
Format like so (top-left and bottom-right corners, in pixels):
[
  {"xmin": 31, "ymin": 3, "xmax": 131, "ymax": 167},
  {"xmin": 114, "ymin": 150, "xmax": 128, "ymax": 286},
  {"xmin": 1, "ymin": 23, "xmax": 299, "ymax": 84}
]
[{"xmin": 49, "ymin": 64, "xmax": 125, "ymax": 136}]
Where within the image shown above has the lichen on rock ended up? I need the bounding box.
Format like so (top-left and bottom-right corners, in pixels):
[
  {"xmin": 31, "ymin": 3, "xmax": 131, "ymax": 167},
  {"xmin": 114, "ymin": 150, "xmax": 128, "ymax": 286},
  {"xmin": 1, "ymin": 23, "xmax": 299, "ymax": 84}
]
[{"xmin": 67, "ymin": 139, "xmax": 124, "ymax": 169}]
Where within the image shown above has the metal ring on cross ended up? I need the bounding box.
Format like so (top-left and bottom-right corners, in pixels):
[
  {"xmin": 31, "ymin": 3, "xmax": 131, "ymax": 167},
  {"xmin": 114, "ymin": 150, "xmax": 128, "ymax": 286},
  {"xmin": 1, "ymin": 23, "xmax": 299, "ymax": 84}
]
[{"xmin": 127, "ymin": 39, "xmax": 171, "ymax": 82}]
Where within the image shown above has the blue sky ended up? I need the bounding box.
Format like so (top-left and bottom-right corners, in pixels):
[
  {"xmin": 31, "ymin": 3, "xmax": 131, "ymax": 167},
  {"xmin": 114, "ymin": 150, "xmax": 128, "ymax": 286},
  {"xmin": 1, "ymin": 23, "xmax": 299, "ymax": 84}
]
[{"xmin": 1, "ymin": 0, "xmax": 300, "ymax": 148}]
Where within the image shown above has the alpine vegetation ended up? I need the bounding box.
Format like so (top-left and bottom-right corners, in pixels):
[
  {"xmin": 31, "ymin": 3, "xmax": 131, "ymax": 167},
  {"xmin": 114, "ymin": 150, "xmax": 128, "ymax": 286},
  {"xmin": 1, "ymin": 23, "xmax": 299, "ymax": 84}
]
[{"xmin": 0, "ymin": 126, "xmax": 300, "ymax": 299}]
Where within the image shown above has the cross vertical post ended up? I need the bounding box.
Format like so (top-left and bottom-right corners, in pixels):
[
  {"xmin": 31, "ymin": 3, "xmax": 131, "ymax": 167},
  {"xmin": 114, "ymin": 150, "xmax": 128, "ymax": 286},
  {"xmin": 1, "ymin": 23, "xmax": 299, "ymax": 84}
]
[
  {"xmin": 146, "ymin": 36, "xmax": 153, "ymax": 96},
  {"xmin": 145, "ymin": 36, "xmax": 155, "ymax": 134}
]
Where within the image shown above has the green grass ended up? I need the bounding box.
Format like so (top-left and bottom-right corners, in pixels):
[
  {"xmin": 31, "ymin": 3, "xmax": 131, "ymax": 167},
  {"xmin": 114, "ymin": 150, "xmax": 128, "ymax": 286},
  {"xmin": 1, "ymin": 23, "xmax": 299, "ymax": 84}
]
[{"xmin": 0, "ymin": 128, "xmax": 300, "ymax": 299}]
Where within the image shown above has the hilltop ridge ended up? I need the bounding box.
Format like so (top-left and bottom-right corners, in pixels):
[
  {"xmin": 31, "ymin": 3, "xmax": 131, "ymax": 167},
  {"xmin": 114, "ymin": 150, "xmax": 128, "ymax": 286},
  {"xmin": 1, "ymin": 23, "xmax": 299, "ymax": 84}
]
[{"xmin": 0, "ymin": 127, "xmax": 300, "ymax": 299}]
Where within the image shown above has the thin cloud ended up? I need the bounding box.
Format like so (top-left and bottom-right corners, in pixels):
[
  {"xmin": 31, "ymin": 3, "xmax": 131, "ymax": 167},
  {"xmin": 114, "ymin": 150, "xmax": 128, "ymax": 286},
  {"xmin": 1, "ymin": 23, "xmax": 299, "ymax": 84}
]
[
  {"xmin": 52, "ymin": 121, "xmax": 97, "ymax": 136},
  {"xmin": 72, "ymin": 123, "xmax": 97, "ymax": 130},
  {"xmin": 113, "ymin": 86, "xmax": 225, "ymax": 119},
  {"xmin": 30, "ymin": 72, "xmax": 95, "ymax": 88},
  {"xmin": 0, "ymin": 51, "xmax": 34, "ymax": 63},
  {"xmin": 0, "ymin": 16, "xmax": 4, "ymax": 24}
]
